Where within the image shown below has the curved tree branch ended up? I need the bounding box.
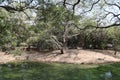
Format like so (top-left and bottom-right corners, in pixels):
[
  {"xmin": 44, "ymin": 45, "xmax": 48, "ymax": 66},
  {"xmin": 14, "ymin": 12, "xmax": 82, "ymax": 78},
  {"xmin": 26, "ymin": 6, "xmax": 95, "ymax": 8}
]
[
  {"xmin": 82, "ymin": 0, "xmax": 100, "ymax": 14},
  {"xmin": 72, "ymin": 0, "xmax": 81, "ymax": 13},
  {"xmin": 104, "ymin": 0, "xmax": 120, "ymax": 10}
]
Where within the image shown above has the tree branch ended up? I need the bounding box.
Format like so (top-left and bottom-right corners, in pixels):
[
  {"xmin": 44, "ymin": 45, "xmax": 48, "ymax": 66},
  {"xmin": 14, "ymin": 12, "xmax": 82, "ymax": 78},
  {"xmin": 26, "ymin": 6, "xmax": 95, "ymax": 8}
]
[
  {"xmin": 0, "ymin": 0, "xmax": 35, "ymax": 12},
  {"xmin": 97, "ymin": 23, "xmax": 120, "ymax": 28},
  {"xmin": 82, "ymin": 0, "xmax": 100, "ymax": 14},
  {"xmin": 0, "ymin": 5, "xmax": 17, "ymax": 11},
  {"xmin": 63, "ymin": 0, "xmax": 66, "ymax": 7},
  {"xmin": 104, "ymin": 9, "xmax": 120, "ymax": 21},
  {"xmin": 104, "ymin": 0, "xmax": 120, "ymax": 10},
  {"xmin": 72, "ymin": 0, "xmax": 81, "ymax": 13}
]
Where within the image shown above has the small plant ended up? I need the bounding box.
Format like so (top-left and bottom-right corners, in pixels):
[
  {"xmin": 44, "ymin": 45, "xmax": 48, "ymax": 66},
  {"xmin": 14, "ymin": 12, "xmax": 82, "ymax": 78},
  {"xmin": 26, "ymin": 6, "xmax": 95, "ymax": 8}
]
[{"xmin": 10, "ymin": 48, "xmax": 23, "ymax": 56}]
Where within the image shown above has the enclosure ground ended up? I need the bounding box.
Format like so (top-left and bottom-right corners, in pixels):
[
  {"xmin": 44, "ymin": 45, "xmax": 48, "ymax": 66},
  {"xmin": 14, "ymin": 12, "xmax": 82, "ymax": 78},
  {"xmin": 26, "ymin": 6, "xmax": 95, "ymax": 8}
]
[{"xmin": 0, "ymin": 49, "xmax": 120, "ymax": 64}]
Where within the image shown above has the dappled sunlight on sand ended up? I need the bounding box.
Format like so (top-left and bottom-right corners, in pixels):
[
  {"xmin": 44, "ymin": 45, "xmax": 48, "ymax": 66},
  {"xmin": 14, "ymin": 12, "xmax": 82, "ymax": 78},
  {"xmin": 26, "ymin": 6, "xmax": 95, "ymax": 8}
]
[{"xmin": 0, "ymin": 49, "xmax": 120, "ymax": 64}]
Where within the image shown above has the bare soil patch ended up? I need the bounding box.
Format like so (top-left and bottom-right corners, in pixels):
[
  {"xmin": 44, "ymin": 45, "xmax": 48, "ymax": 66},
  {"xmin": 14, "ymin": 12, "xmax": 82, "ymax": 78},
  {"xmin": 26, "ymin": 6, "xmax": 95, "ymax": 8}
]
[{"xmin": 0, "ymin": 49, "xmax": 120, "ymax": 64}]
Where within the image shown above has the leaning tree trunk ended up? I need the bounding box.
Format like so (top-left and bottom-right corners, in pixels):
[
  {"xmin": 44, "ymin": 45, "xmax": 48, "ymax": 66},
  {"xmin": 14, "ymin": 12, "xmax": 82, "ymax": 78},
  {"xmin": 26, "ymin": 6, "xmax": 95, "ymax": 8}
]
[{"xmin": 51, "ymin": 35, "xmax": 65, "ymax": 54}]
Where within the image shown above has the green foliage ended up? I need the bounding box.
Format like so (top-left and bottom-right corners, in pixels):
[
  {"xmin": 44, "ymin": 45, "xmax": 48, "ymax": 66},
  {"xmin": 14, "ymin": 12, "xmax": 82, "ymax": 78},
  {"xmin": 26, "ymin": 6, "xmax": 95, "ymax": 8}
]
[
  {"xmin": 0, "ymin": 8, "xmax": 16, "ymax": 51},
  {"xmin": 106, "ymin": 27, "xmax": 120, "ymax": 50},
  {"xmin": 0, "ymin": 62, "xmax": 120, "ymax": 80},
  {"xmin": 0, "ymin": 8, "xmax": 31, "ymax": 51},
  {"xmin": 10, "ymin": 48, "xmax": 23, "ymax": 56},
  {"xmin": 78, "ymin": 29, "xmax": 108, "ymax": 49},
  {"xmin": 0, "ymin": 0, "xmax": 120, "ymax": 52},
  {"xmin": 25, "ymin": 4, "xmax": 80, "ymax": 50}
]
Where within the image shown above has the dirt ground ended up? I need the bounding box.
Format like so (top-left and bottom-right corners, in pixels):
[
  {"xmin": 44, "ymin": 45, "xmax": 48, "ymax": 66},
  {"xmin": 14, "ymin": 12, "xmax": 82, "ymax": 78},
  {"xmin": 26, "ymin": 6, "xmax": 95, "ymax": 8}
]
[{"xmin": 0, "ymin": 49, "xmax": 120, "ymax": 64}]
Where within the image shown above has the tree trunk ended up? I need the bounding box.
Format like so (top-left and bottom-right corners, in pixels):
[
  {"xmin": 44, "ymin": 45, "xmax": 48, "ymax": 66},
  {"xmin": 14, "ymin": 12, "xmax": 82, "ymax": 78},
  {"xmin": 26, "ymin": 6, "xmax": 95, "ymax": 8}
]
[
  {"xmin": 26, "ymin": 45, "xmax": 30, "ymax": 51},
  {"xmin": 114, "ymin": 50, "xmax": 117, "ymax": 55},
  {"xmin": 60, "ymin": 48, "xmax": 64, "ymax": 54},
  {"xmin": 61, "ymin": 36, "xmax": 67, "ymax": 54}
]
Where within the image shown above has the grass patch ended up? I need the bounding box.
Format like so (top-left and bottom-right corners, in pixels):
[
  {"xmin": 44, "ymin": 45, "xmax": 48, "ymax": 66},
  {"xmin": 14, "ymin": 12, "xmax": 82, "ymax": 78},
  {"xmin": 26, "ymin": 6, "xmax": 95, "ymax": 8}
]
[{"xmin": 0, "ymin": 62, "xmax": 120, "ymax": 80}]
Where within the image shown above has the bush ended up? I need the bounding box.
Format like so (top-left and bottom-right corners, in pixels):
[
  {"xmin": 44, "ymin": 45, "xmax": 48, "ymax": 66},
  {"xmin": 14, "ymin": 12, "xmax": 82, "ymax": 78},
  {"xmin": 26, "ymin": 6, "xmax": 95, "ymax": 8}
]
[{"xmin": 10, "ymin": 48, "xmax": 23, "ymax": 56}]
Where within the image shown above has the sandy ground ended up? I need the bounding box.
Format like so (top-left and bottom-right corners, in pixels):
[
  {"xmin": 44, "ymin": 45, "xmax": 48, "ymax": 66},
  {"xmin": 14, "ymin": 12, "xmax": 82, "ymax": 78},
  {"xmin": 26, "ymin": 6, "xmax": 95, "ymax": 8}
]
[{"xmin": 0, "ymin": 49, "xmax": 120, "ymax": 64}]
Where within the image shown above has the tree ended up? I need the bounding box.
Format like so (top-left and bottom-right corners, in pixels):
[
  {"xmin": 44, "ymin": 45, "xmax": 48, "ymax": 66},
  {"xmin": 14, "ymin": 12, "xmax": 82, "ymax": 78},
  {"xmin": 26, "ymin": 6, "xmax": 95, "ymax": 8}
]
[
  {"xmin": 96, "ymin": 0, "xmax": 120, "ymax": 28},
  {"xmin": 32, "ymin": 4, "xmax": 81, "ymax": 53},
  {"xmin": 0, "ymin": 7, "xmax": 33, "ymax": 51},
  {"xmin": 0, "ymin": 0, "xmax": 120, "ymax": 54},
  {"xmin": 0, "ymin": 8, "xmax": 17, "ymax": 51}
]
